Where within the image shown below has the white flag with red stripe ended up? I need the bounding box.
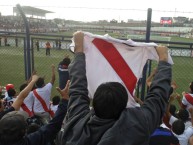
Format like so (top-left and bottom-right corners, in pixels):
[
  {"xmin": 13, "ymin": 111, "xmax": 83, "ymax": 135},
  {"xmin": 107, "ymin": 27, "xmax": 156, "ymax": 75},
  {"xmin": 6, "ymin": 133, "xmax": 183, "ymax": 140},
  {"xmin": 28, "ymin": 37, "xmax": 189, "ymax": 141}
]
[{"xmin": 71, "ymin": 32, "xmax": 173, "ymax": 107}]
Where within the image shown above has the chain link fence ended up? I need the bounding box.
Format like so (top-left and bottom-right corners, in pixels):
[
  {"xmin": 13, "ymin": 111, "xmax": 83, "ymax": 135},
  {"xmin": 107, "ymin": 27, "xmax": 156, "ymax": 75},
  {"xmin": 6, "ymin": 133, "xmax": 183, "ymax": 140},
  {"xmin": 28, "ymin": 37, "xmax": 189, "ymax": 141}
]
[
  {"xmin": 0, "ymin": 35, "xmax": 26, "ymax": 93},
  {"xmin": 0, "ymin": 7, "xmax": 193, "ymax": 100},
  {"xmin": 0, "ymin": 33, "xmax": 73, "ymax": 97}
]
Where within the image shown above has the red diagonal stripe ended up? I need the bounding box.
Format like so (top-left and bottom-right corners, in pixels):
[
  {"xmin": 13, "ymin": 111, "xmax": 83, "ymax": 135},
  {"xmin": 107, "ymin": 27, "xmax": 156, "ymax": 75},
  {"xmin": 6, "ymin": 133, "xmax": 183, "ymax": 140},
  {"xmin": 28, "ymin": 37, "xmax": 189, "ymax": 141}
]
[
  {"xmin": 92, "ymin": 38, "xmax": 137, "ymax": 95},
  {"xmin": 185, "ymin": 94, "xmax": 193, "ymax": 105},
  {"xmin": 21, "ymin": 103, "xmax": 33, "ymax": 117}
]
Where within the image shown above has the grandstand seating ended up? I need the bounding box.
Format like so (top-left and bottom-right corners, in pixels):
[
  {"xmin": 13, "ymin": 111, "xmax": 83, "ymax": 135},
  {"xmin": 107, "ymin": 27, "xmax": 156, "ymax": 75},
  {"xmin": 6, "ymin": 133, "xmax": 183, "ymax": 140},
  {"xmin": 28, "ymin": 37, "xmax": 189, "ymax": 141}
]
[{"xmin": 0, "ymin": 15, "xmax": 58, "ymax": 33}]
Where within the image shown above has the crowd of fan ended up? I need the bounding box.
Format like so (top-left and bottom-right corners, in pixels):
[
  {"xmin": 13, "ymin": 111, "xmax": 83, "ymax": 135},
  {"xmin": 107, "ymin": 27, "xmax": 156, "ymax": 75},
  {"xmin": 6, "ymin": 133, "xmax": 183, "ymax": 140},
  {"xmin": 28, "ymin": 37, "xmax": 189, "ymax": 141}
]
[
  {"xmin": 0, "ymin": 15, "xmax": 58, "ymax": 32},
  {"xmin": 0, "ymin": 31, "xmax": 193, "ymax": 145}
]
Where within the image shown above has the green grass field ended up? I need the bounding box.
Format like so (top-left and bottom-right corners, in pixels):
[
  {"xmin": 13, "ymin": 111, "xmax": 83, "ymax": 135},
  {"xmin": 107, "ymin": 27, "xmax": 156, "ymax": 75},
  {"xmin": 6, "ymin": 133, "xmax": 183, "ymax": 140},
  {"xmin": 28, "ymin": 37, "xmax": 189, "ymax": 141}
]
[{"xmin": 0, "ymin": 45, "xmax": 74, "ymax": 97}]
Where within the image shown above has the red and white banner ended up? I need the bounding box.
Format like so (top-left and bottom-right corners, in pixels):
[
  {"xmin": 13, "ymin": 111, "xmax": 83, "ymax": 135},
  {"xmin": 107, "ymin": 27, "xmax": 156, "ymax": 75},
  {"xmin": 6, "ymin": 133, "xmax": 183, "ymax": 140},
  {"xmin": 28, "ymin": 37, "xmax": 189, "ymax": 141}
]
[{"xmin": 71, "ymin": 32, "xmax": 173, "ymax": 107}]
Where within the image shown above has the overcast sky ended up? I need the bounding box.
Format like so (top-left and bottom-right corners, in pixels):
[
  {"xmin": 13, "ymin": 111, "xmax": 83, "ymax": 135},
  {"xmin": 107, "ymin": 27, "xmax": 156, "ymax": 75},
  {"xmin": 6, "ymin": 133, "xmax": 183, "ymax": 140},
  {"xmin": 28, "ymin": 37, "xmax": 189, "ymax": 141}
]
[{"xmin": 0, "ymin": 0, "xmax": 192, "ymax": 22}]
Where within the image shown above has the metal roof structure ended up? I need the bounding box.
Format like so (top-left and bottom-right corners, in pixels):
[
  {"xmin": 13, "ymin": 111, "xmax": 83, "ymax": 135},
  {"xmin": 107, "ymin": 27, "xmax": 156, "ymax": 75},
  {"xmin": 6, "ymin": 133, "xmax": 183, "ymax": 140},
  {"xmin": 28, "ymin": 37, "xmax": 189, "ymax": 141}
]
[{"xmin": 13, "ymin": 6, "xmax": 53, "ymax": 17}]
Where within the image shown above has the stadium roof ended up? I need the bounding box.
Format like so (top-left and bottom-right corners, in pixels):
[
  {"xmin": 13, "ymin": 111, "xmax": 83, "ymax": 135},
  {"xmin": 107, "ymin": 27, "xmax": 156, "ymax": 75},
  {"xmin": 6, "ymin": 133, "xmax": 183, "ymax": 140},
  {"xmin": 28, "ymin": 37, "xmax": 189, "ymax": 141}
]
[{"xmin": 13, "ymin": 6, "xmax": 53, "ymax": 17}]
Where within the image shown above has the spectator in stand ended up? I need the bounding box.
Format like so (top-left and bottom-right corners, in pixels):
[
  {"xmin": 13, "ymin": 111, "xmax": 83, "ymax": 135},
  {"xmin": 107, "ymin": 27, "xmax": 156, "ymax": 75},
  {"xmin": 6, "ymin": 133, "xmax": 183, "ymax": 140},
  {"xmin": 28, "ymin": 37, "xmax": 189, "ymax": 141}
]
[
  {"xmin": 3, "ymin": 88, "xmax": 17, "ymax": 110},
  {"xmin": 60, "ymin": 31, "xmax": 172, "ymax": 145},
  {"xmin": 149, "ymin": 124, "xmax": 179, "ymax": 145},
  {"xmin": 170, "ymin": 104, "xmax": 178, "ymax": 118},
  {"xmin": 171, "ymin": 108, "xmax": 193, "ymax": 145},
  {"xmin": 166, "ymin": 94, "xmax": 192, "ymax": 129},
  {"xmin": 45, "ymin": 41, "xmax": 51, "ymax": 56},
  {"xmin": 58, "ymin": 40, "xmax": 61, "ymax": 49},
  {"xmin": 35, "ymin": 40, "xmax": 40, "ymax": 51},
  {"xmin": 146, "ymin": 68, "xmax": 178, "ymax": 129},
  {"xmin": 31, "ymin": 64, "xmax": 55, "ymax": 124},
  {"xmin": 146, "ymin": 67, "xmax": 177, "ymax": 90},
  {"xmin": 0, "ymin": 75, "xmax": 39, "ymax": 120},
  {"xmin": 58, "ymin": 56, "xmax": 71, "ymax": 89},
  {"xmin": 0, "ymin": 78, "xmax": 70, "ymax": 145},
  {"xmin": 4, "ymin": 83, "xmax": 15, "ymax": 99},
  {"xmin": 19, "ymin": 71, "xmax": 37, "ymax": 117},
  {"xmin": 4, "ymin": 36, "xmax": 7, "ymax": 46},
  {"xmin": 181, "ymin": 82, "xmax": 193, "ymax": 111},
  {"xmin": 50, "ymin": 95, "xmax": 61, "ymax": 114},
  {"xmin": 19, "ymin": 83, "xmax": 35, "ymax": 117},
  {"xmin": 55, "ymin": 40, "xmax": 58, "ymax": 48},
  {"xmin": 15, "ymin": 36, "xmax": 18, "ymax": 47},
  {"xmin": 166, "ymin": 95, "xmax": 193, "ymax": 145}
]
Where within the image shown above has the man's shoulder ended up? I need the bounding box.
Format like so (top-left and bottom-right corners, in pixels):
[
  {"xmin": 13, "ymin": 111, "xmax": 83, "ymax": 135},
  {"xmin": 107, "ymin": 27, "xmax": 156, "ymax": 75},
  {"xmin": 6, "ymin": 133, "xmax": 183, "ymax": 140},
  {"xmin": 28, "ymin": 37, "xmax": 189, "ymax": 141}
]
[{"xmin": 44, "ymin": 83, "xmax": 52, "ymax": 88}]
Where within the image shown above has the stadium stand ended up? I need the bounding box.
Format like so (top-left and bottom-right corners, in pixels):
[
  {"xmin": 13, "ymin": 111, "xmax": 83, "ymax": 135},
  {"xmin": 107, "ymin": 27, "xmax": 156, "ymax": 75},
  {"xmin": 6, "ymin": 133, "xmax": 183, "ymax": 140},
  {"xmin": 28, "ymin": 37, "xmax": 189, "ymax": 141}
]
[{"xmin": 0, "ymin": 6, "xmax": 58, "ymax": 33}]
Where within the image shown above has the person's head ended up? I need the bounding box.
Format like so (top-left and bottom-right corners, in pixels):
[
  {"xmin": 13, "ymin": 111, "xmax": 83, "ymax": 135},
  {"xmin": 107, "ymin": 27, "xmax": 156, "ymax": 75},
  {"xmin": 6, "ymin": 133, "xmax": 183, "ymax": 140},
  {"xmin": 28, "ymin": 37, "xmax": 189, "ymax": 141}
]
[
  {"xmin": 52, "ymin": 95, "xmax": 61, "ymax": 106},
  {"xmin": 172, "ymin": 119, "xmax": 185, "ymax": 135},
  {"xmin": 169, "ymin": 104, "xmax": 177, "ymax": 116},
  {"xmin": 5, "ymin": 84, "xmax": 14, "ymax": 91},
  {"xmin": 19, "ymin": 83, "xmax": 36, "ymax": 92},
  {"xmin": 189, "ymin": 82, "xmax": 193, "ymax": 93},
  {"xmin": 176, "ymin": 108, "xmax": 189, "ymax": 122},
  {"xmin": 93, "ymin": 82, "xmax": 128, "ymax": 119},
  {"xmin": 19, "ymin": 83, "xmax": 28, "ymax": 92},
  {"xmin": 35, "ymin": 77, "xmax": 45, "ymax": 88},
  {"xmin": 0, "ymin": 111, "xmax": 29, "ymax": 143},
  {"xmin": 61, "ymin": 57, "xmax": 71, "ymax": 66},
  {"xmin": 7, "ymin": 88, "xmax": 16, "ymax": 97}
]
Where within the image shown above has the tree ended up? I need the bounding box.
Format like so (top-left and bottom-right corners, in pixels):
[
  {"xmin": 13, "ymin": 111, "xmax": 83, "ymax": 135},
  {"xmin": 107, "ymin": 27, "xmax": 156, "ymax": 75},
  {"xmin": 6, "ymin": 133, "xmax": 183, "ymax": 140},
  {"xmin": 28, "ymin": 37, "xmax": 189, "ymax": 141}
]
[{"xmin": 110, "ymin": 19, "xmax": 118, "ymax": 23}]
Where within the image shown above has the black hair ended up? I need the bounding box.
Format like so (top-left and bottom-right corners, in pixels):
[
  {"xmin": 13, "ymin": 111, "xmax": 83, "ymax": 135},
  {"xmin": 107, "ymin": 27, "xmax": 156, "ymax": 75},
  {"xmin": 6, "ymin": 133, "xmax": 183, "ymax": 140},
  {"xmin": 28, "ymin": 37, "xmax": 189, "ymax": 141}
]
[
  {"xmin": 190, "ymin": 82, "xmax": 193, "ymax": 93},
  {"xmin": 7, "ymin": 88, "xmax": 16, "ymax": 97},
  {"xmin": 19, "ymin": 83, "xmax": 28, "ymax": 92},
  {"xmin": 60, "ymin": 57, "xmax": 71, "ymax": 66},
  {"xmin": 35, "ymin": 77, "xmax": 45, "ymax": 88},
  {"xmin": 52, "ymin": 95, "xmax": 61, "ymax": 105},
  {"xmin": 177, "ymin": 109, "xmax": 189, "ymax": 122},
  {"xmin": 0, "ymin": 115, "xmax": 27, "ymax": 143},
  {"xmin": 172, "ymin": 119, "xmax": 185, "ymax": 135},
  {"xmin": 19, "ymin": 83, "xmax": 36, "ymax": 92},
  {"xmin": 93, "ymin": 82, "xmax": 128, "ymax": 119}
]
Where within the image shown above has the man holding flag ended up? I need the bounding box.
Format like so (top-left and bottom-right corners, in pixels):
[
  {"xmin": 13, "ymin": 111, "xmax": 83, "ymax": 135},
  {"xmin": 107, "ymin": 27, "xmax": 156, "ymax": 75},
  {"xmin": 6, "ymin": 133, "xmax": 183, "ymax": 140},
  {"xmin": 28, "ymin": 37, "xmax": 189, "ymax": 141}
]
[{"xmin": 61, "ymin": 31, "xmax": 172, "ymax": 145}]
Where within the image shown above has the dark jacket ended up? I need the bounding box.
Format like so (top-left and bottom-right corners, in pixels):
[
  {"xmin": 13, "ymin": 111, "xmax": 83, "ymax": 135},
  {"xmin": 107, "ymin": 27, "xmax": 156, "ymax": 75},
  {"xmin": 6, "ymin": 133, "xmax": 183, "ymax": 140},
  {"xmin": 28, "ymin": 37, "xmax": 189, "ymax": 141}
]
[
  {"xmin": 0, "ymin": 99, "xmax": 68, "ymax": 145},
  {"xmin": 62, "ymin": 53, "xmax": 172, "ymax": 145},
  {"xmin": 0, "ymin": 107, "xmax": 15, "ymax": 119},
  {"xmin": 58, "ymin": 62, "xmax": 69, "ymax": 90}
]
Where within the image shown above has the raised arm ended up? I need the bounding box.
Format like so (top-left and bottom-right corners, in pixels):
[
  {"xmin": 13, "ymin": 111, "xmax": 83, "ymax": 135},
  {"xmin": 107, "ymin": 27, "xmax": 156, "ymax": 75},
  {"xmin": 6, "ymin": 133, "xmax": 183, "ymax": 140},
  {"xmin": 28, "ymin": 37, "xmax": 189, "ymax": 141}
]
[
  {"xmin": 12, "ymin": 75, "xmax": 39, "ymax": 110},
  {"xmin": 50, "ymin": 64, "xmax": 56, "ymax": 85},
  {"xmin": 166, "ymin": 94, "xmax": 175, "ymax": 119},
  {"xmin": 146, "ymin": 68, "xmax": 157, "ymax": 87},
  {"xmin": 142, "ymin": 45, "xmax": 172, "ymax": 133},
  {"xmin": 67, "ymin": 31, "xmax": 90, "ymax": 121},
  {"xmin": 27, "ymin": 70, "xmax": 37, "ymax": 84},
  {"xmin": 175, "ymin": 93, "xmax": 184, "ymax": 109},
  {"xmin": 28, "ymin": 79, "xmax": 69, "ymax": 145}
]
